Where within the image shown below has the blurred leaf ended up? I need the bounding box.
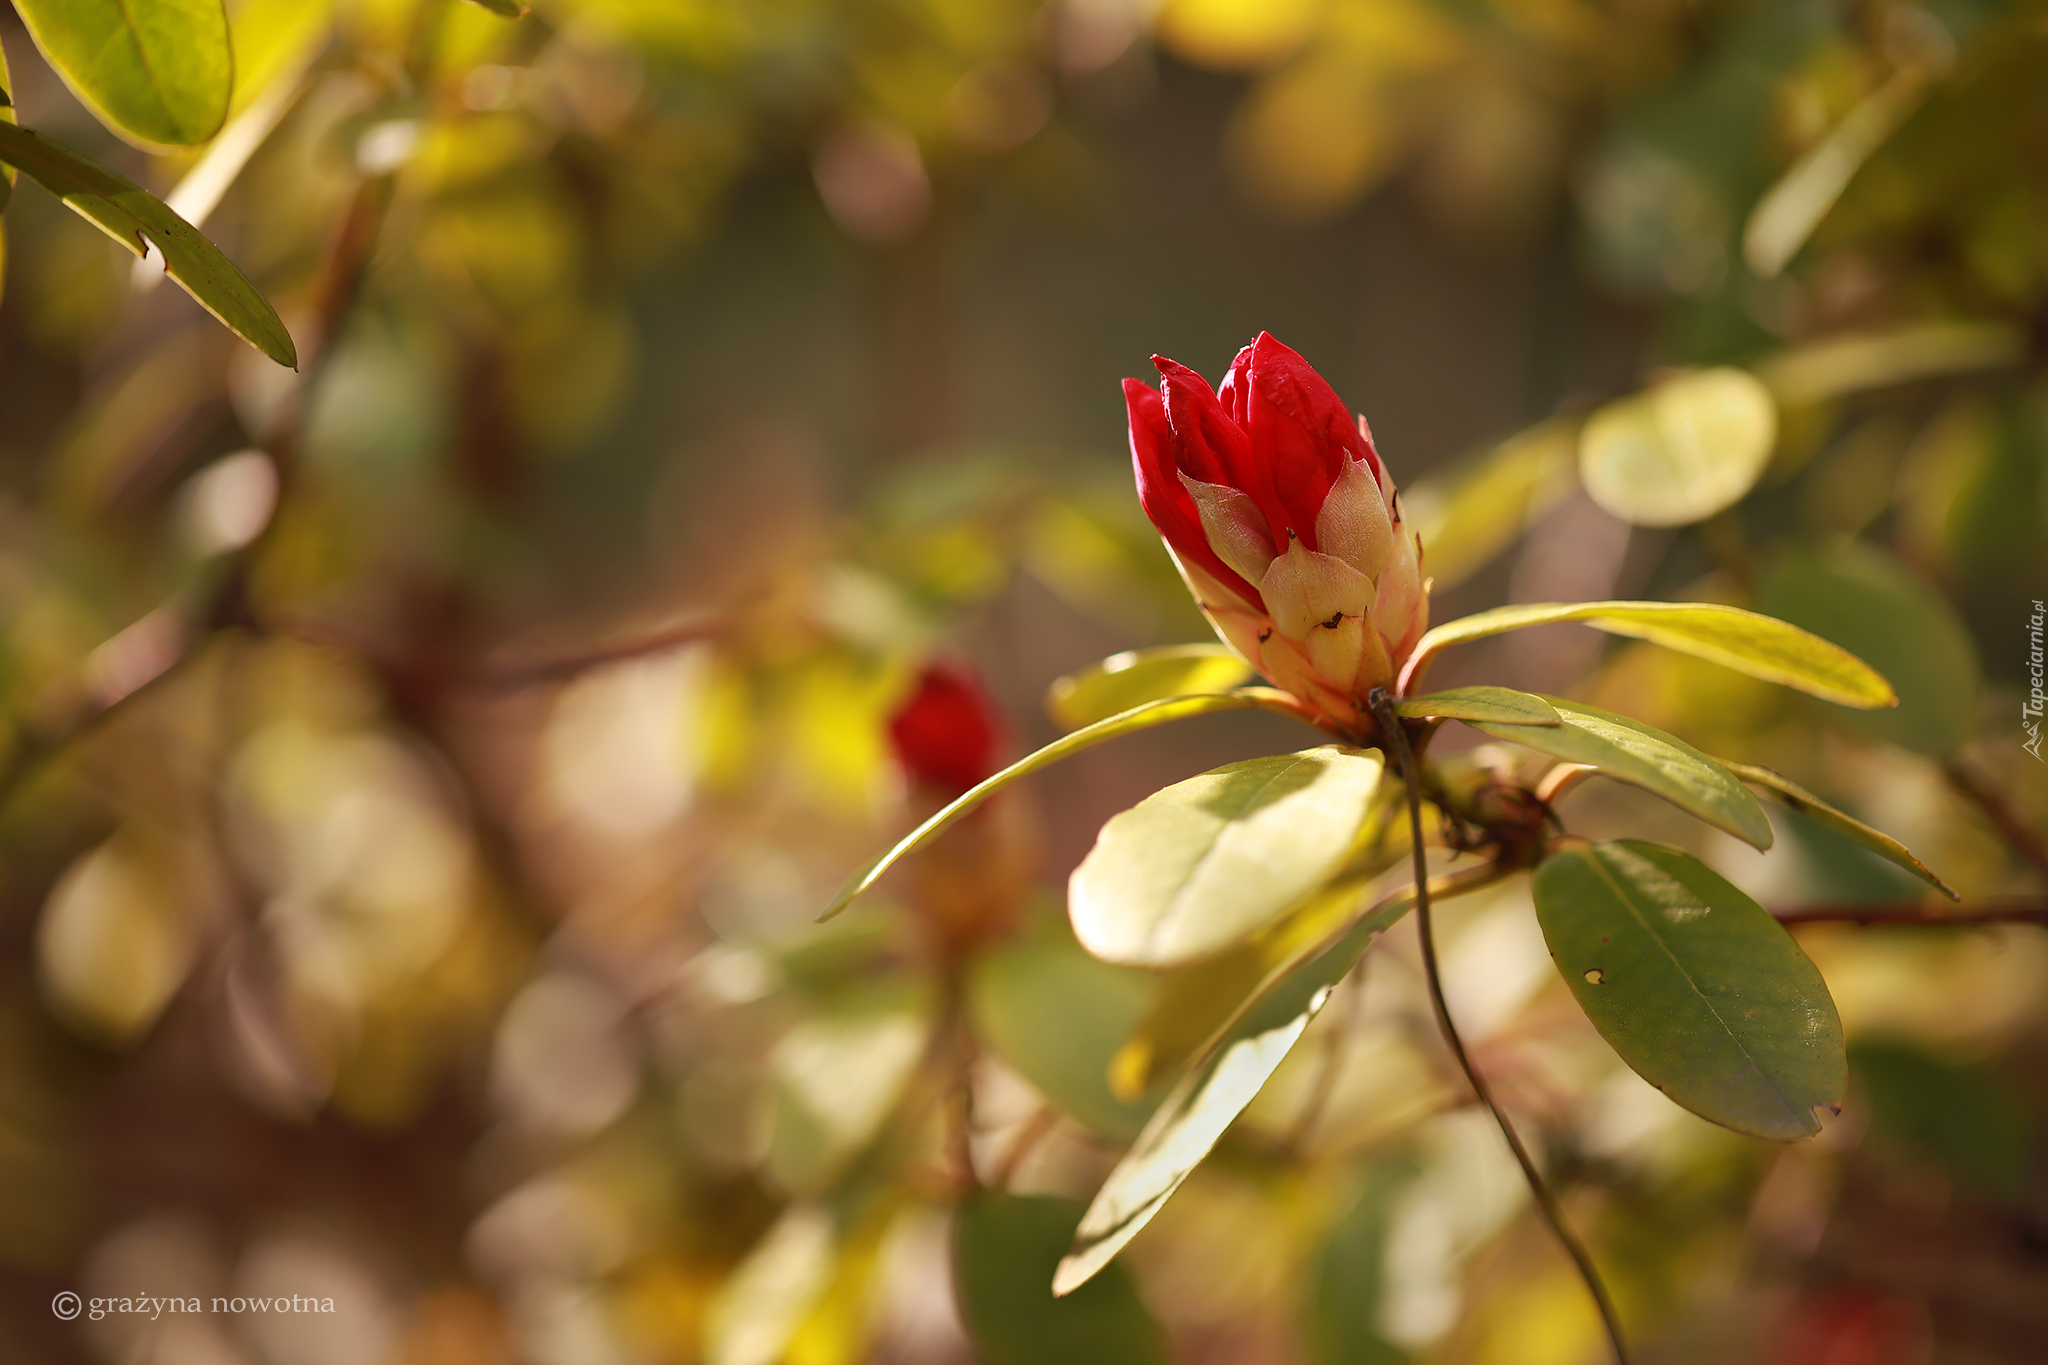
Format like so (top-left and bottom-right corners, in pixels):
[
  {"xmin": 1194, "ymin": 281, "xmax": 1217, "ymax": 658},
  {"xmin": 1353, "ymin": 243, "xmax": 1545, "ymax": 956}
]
[
  {"xmin": 1756, "ymin": 541, "xmax": 1980, "ymax": 754},
  {"xmin": 1048, "ymin": 644, "xmax": 1253, "ymax": 732},
  {"xmin": 1306, "ymin": 1161, "xmax": 1416, "ymax": 1365},
  {"xmin": 1, "ymin": 32, "xmax": 15, "ymax": 211},
  {"xmin": 1721, "ymin": 761, "xmax": 1958, "ymax": 900},
  {"xmin": 463, "ymin": 0, "xmax": 530, "ymax": 15},
  {"xmin": 1579, "ymin": 368, "xmax": 1777, "ymax": 526},
  {"xmin": 706, "ymin": 1205, "xmax": 836, "ymax": 1365},
  {"xmin": 1407, "ymin": 600, "xmax": 1895, "ymax": 709},
  {"xmin": 12, "ymin": 0, "xmax": 231, "ymax": 146},
  {"xmin": 37, "ymin": 830, "xmax": 196, "ymax": 1046},
  {"xmin": 819, "ymin": 689, "xmax": 1317, "ymax": 922},
  {"xmin": 1404, "ymin": 417, "xmax": 1577, "ymax": 591},
  {"xmin": 1069, "ymin": 747, "xmax": 1385, "ymax": 967},
  {"xmin": 1472, "ymin": 697, "xmax": 1774, "ymax": 850},
  {"xmin": 972, "ymin": 918, "xmax": 1159, "ymax": 1141},
  {"xmin": 1759, "ymin": 323, "xmax": 2024, "ymax": 406},
  {"xmin": 955, "ymin": 1195, "xmax": 1166, "ymax": 1365},
  {"xmin": 1852, "ymin": 1039, "xmax": 2035, "ymax": 1201},
  {"xmin": 1155, "ymin": 0, "xmax": 1324, "ymax": 70},
  {"xmin": 1395, "ymin": 686, "xmax": 1559, "ymax": 726},
  {"xmin": 0, "ymin": 123, "xmax": 296, "ymax": 366},
  {"xmin": 1534, "ymin": 840, "xmax": 1845, "ymax": 1140}
]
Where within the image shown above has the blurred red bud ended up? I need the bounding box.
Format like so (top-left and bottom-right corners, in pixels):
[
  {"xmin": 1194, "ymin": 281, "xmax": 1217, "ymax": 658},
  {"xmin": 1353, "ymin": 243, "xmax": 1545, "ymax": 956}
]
[{"xmin": 887, "ymin": 663, "xmax": 1004, "ymax": 800}]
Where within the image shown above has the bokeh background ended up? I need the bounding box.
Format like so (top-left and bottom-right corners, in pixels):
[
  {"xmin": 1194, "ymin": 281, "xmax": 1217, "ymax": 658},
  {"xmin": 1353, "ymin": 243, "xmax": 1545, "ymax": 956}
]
[{"xmin": 2, "ymin": 0, "xmax": 2046, "ymax": 1362}]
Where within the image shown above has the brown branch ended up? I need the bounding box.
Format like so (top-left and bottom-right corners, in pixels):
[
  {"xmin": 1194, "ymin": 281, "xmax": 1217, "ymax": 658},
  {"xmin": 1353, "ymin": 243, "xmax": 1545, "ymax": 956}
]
[
  {"xmin": 1943, "ymin": 757, "xmax": 2048, "ymax": 885},
  {"xmin": 1773, "ymin": 900, "xmax": 2048, "ymax": 927},
  {"xmin": 460, "ymin": 615, "xmax": 730, "ymax": 690}
]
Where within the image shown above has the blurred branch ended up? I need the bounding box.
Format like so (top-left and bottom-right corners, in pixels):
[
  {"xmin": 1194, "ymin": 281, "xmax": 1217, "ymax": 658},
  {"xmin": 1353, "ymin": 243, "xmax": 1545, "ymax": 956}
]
[
  {"xmin": 1774, "ymin": 900, "xmax": 2048, "ymax": 927},
  {"xmin": 462, "ymin": 615, "xmax": 731, "ymax": 690},
  {"xmin": 1942, "ymin": 757, "xmax": 2048, "ymax": 885}
]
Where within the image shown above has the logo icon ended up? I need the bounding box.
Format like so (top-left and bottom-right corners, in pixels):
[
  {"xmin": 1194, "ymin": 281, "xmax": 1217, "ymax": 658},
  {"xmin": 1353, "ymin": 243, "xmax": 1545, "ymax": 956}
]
[{"xmin": 52, "ymin": 1291, "xmax": 82, "ymax": 1320}]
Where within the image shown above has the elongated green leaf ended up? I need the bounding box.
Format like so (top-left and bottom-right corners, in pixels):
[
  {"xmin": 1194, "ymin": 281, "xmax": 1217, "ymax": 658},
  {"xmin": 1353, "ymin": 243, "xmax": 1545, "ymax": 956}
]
[
  {"xmin": 1579, "ymin": 368, "xmax": 1777, "ymax": 527},
  {"xmin": 1, "ymin": 33, "xmax": 16, "ymax": 212},
  {"xmin": 0, "ymin": 123, "xmax": 296, "ymax": 367},
  {"xmin": 1759, "ymin": 323, "xmax": 2024, "ymax": 406},
  {"xmin": 1534, "ymin": 841, "xmax": 1845, "ymax": 1140},
  {"xmin": 957, "ymin": 1196, "xmax": 1167, "ymax": 1365},
  {"xmin": 972, "ymin": 920, "xmax": 1160, "ymax": 1141},
  {"xmin": 1722, "ymin": 761, "xmax": 1958, "ymax": 900},
  {"xmin": 1396, "ymin": 686, "xmax": 1559, "ymax": 726},
  {"xmin": 1069, "ymin": 747, "xmax": 1384, "ymax": 967},
  {"xmin": 13, "ymin": 0, "xmax": 231, "ymax": 146},
  {"xmin": 1402, "ymin": 600, "xmax": 1894, "ymax": 709},
  {"xmin": 1048, "ymin": 644, "xmax": 1254, "ymax": 731},
  {"xmin": 818, "ymin": 688, "xmax": 1316, "ymax": 922},
  {"xmin": 1472, "ymin": 697, "xmax": 1774, "ymax": 850}
]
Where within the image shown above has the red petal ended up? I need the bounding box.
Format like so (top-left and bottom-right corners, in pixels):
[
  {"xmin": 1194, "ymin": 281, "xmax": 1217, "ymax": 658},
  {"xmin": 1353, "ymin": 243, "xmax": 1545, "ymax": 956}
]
[
  {"xmin": 888, "ymin": 663, "xmax": 1004, "ymax": 798},
  {"xmin": 1225, "ymin": 333, "xmax": 1375, "ymax": 552},
  {"xmin": 1127, "ymin": 377, "xmax": 1263, "ymax": 612}
]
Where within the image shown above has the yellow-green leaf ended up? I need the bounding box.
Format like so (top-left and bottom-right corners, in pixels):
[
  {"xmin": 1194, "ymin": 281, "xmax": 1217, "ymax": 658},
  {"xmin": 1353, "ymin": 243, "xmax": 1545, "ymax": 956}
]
[
  {"xmin": 12, "ymin": 0, "xmax": 231, "ymax": 147},
  {"xmin": 1395, "ymin": 686, "xmax": 1559, "ymax": 726},
  {"xmin": 1579, "ymin": 368, "xmax": 1777, "ymax": 527},
  {"xmin": 1068, "ymin": 747, "xmax": 1384, "ymax": 967},
  {"xmin": 1722, "ymin": 761, "xmax": 1958, "ymax": 900},
  {"xmin": 1402, "ymin": 416, "xmax": 1578, "ymax": 591},
  {"xmin": 817, "ymin": 688, "xmax": 1318, "ymax": 922},
  {"xmin": 0, "ymin": 122, "xmax": 296, "ymax": 367},
  {"xmin": 1472, "ymin": 697, "xmax": 1774, "ymax": 850},
  {"xmin": 463, "ymin": 0, "xmax": 531, "ymax": 14},
  {"xmin": 1048, "ymin": 644, "xmax": 1253, "ymax": 731},
  {"xmin": 1535, "ymin": 841, "xmax": 1845, "ymax": 1141},
  {"xmin": 1403, "ymin": 600, "xmax": 1895, "ymax": 709},
  {"xmin": 1, "ymin": 32, "xmax": 16, "ymax": 212}
]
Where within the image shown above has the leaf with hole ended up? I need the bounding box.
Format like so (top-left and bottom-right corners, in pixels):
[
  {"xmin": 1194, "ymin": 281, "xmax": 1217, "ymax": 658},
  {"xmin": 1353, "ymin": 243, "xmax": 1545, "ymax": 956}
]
[
  {"xmin": 0, "ymin": 123, "xmax": 295, "ymax": 367},
  {"xmin": 1048, "ymin": 644, "xmax": 1254, "ymax": 731},
  {"xmin": 1471, "ymin": 697, "xmax": 1773, "ymax": 850},
  {"xmin": 1403, "ymin": 600, "xmax": 1894, "ymax": 709},
  {"xmin": 1579, "ymin": 368, "xmax": 1777, "ymax": 527},
  {"xmin": 956, "ymin": 1195, "xmax": 1166, "ymax": 1365},
  {"xmin": 1396, "ymin": 686, "xmax": 1559, "ymax": 726},
  {"xmin": 12, "ymin": 0, "xmax": 231, "ymax": 146},
  {"xmin": 1534, "ymin": 840, "xmax": 1845, "ymax": 1140},
  {"xmin": 1069, "ymin": 747, "xmax": 1384, "ymax": 967},
  {"xmin": 1722, "ymin": 761, "xmax": 1958, "ymax": 900}
]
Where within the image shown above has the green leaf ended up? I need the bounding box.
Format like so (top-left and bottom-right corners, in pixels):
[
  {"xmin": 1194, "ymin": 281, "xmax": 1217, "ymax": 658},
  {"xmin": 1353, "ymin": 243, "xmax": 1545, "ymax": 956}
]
[
  {"xmin": 818, "ymin": 688, "xmax": 1316, "ymax": 922},
  {"xmin": 1852, "ymin": 1039, "xmax": 2035, "ymax": 1201},
  {"xmin": 956, "ymin": 1195, "xmax": 1167, "ymax": 1365},
  {"xmin": 1471, "ymin": 697, "xmax": 1774, "ymax": 850},
  {"xmin": 1069, "ymin": 747, "xmax": 1385, "ymax": 967},
  {"xmin": 1403, "ymin": 600, "xmax": 1895, "ymax": 709},
  {"xmin": 1721, "ymin": 761, "xmax": 1959, "ymax": 900},
  {"xmin": 1048, "ymin": 644, "xmax": 1254, "ymax": 731},
  {"xmin": 0, "ymin": 122, "xmax": 296, "ymax": 367},
  {"xmin": 1755, "ymin": 542, "xmax": 1980, "ymax": 755},
  {"xmin": 12, "ymin": 0, "xmax": 231, "ymax": 146},
  {"xmin": 1534, "ymin": 840, "xmax": 1845, "ymax": 1141},
  {"xmin": 462, "ymin": 0, "xmax": 532, "ymax": 14},
  {"xmin": 971, "ymin": 919, "xmax": 1160, "ymax": 1141},
  {"xmin": 1, "ymin": 32, "xmax": 16, "ymax": 212},
  {"xmin": 1579, "ymin": 368, "xmax": 1778, "ymax": 527},
  {"xmin": 1306, "ymin": 1160, "xmax": 1418, "ymax": 1365},
  {"xmin": 1759, "ymin": 323, "xmax": 2025, "ymax": 406},
  {"xmin": 1395, "ymin": 686, "xmax": 1559, "ymax": 726}
]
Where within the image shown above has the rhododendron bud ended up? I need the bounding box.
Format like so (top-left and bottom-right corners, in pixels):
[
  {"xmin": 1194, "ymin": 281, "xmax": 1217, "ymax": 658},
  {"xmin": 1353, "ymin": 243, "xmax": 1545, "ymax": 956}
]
[
  {"xmin": 1125, "ymin": 332, "xmax": 1428, "ymax": 739},
  {"xmin": 888, "ymin": 663, "xmax": 1004, "ymax": 799}
]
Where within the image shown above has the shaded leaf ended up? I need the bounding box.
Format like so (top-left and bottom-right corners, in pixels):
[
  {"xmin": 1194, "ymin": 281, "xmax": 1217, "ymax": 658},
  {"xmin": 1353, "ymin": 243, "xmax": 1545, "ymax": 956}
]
[
  {"xmin": 1, "ymin": 33, "xmax": 15, "ymax": 211},
  {"xmin": 1759, "ymin": 323, "xmax": 2024, "ymax": 406},
  {"xmin": 1403, "ymin": 599, "xmax": 1894, "ymax": 709},
  {"xmin": 1472, "ymin": 698, "xmax": 1774, "ymax": 850},
  {"xmin": 12, "ymin": 0, "xmax": 231, "ymax": 146},
  {"xmin": 1534, "ymin": 840, "xmax": 1845, "ymax": 1140},
  {"xmin": 1069, "ymin": 747, "xmax": 1384, "ymax": 967},
  {"xmin": 1579, "ymin": 368, "xmax": 1777, "ymax": 527},
  {"xmin": 1852, "ymin": 1039, "xmax": 2035, "ymax": 1201},
  {"xmin": 1048, "ymin": 644, "xmax": 1253, "ymax": 731},
  {"xmin": 955, "ymin": 1195, "xmax": 1167, "ymax": 1365},
  {"xmin": 1306, "ymin": 1160, "xmax": 1417, "ymax": 1365},
  {"xmin": 1395, "ymin": 686, "xmax": 1559, "ymax": 726},
  {"xmin": 1722, "ymin": 760, "xmax": 1958, "ymax": 900},
  {"xmin": 819, "ymin": 688, "xmax": 1317, "ymax": 922},
  {"xmin": 0, "ymin": 123, "xmax": 296, "ymax": 366},
  {"xmin": 1756, "ymin": 542, "xmax": 1980, "ymax": 755}
]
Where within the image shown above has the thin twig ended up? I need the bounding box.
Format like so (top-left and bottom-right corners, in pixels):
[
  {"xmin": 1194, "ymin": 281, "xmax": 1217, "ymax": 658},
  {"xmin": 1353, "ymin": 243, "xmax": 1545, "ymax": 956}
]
[
  {"xmin": 991, "ymin": 1105, "xmax": 1059, "ymax": 1191},
  {"xmin": 1943, "ymin": 757, "xmax": 2048, "ymax": 885},
  {"xmin": 461, "ymin": 615, "xmax": 730, "ymax": 690},
  {"xmin": 1773, "ymin": 899, "xmax": 2048, "ymax": 927},
  {"xmin": 1282, "ymin": 952, "xmax": 1368, "ymax": 1156},
  {"xmin": 1370, "ymin": 689, "xmax": 1630, "ymax": 1365}
]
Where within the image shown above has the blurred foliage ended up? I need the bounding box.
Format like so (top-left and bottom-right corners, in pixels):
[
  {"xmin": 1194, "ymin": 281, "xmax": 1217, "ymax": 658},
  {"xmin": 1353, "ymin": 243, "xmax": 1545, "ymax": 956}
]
[{"xmin": 0, "ymin": 0, "xmax": 2046, "ymax": 1363}]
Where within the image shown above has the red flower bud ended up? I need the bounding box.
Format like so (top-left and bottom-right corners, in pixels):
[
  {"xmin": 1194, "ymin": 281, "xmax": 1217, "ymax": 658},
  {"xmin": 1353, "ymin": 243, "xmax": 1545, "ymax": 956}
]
[
  {"xmin": 1127, "ymin": 333, "xmax": 1429, "ymax": 738},
  {"xmin": 887, "ymin": 663, "xmax": 1004, "ymax": 799}
]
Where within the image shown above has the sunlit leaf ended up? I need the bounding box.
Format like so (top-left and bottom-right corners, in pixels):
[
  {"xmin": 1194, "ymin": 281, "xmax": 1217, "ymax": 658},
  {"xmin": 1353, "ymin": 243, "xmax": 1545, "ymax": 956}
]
[
  {"xmin": 955, "ymin": 1195, "xmax": 1166, "ymax": 1365},
  {"xmin": 818, "ymin": 688, "xmax": 1318, "ymax": 922},
  {"xmin": 12, "ymin": 0, "xmax": 231, "ymax": 146},
  {"xmin": 1758, "ymin": 323, "xmax": 2024, "ymax": 406},
  {"xmin": 1155, "ymin": 0, "xmax": 1324, "ymax": 70},
  {"xmin": 1534, "ymin": 840, "xmax": 1845, "ymax": 1141},
  {"xmin": 1756, "ymin": 542, "xmax": 1980, "ymax": 755},
  {"xmin": 706, "ymin": 1206, "xmax": 837, "ymax": 1365},
  {"xmin": 1048, "ymin": 644, "xmax": 1253, "ymax": 731},
  {"xmin": 0, "ymin": 123, "xmax": 296, "ymax": 366},
  {"xmin": 1403, "ymin": 600, "xmax": 1895, "ymax": 709},
  {"xmin": 1069, "ymin": 747, "xmax": 1384, "ymax": 967},
  {"xmin": 1403, "ymin": 416, "xmax": 1577, "ymax": 591},
  {"xmin": 1579, "ymin": 368, "xmax": 1777, "ymax": 527},
  {"xmin": 1471, "ymin": 698, "xmax": 1774, "ymax": 850},
  {"xmin": 972, "ymin": 919, "xmax": 1160, "ymax": 1141},
  {"xmin": 1721, "ymin": 760, "xmax": 1959, "ymax": 900},
  {"xmin": 1395, "ymin": 686, "xmax": 1559, "ymax": 726}
]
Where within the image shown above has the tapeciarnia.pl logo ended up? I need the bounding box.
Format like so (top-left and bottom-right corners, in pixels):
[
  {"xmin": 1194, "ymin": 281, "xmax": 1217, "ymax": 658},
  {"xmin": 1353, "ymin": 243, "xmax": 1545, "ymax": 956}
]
[{"xmin": 2026, "ymin": 598, "xmax": 2044, "ymax": 762}]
